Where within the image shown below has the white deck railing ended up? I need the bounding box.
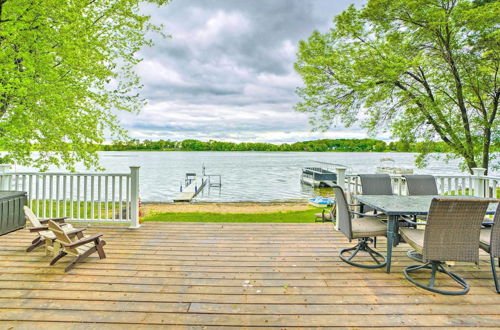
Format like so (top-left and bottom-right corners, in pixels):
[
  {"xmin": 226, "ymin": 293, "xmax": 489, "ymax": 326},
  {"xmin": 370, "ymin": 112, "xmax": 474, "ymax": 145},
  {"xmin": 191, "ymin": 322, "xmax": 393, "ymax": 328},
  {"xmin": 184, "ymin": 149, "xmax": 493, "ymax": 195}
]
[
  {"xmin": 341, "ymin": 168, "xmax": 499, "ymax": 198},
  {"xmin": 0, "ymin": 166, "xmax": 140, "ymax": 228}
]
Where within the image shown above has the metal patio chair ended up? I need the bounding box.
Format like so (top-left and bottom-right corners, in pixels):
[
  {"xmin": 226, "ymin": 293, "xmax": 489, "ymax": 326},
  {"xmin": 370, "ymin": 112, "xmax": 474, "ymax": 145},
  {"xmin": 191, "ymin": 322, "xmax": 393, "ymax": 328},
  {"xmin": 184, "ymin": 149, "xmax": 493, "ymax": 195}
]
[
  {"xmin": 358, "ymin": 174, "xmax": 392, "ymax": 214},
  {"xmin": 333, "ymin": 185, "xmax": 387, "ymax": 269},
  {"xmin": 402, "ymin": 175, "xmax": 439, "ymax": 260},
  {"xmin": 359, "ymin": 174, "xmax": 393, "ymax": 195},
  {"xmin": 400, "ymin": 197, "xmax": 496, "ymax": 295},
  {"xmin": 404, "ymin": 175, "xmax": 438, "ymax": 196},
  {"xmin": 479, "ymin": 203, "xmax": 500, "ymax": 293}
]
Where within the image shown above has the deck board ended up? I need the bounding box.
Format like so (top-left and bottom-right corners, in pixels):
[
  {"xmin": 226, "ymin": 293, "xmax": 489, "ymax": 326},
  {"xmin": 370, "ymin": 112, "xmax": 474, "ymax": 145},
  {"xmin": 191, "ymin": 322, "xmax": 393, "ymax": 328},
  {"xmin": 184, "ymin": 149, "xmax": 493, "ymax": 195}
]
[{"xmin": 1, "ymin": 222, "xmax": 500, "ymax": 328}]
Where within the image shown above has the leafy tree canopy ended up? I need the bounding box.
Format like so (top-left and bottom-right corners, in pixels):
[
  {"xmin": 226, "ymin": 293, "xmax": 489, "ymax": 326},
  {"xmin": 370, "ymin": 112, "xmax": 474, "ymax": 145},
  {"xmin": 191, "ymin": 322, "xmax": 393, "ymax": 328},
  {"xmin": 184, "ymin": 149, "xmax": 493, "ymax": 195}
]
[
  {"xmin": 295, "ymin": 0, "xmax": 499, "ymax": 173},
  {"xmin": 0, "ymin": 0, "xmax": 169, "ymax": 170}
]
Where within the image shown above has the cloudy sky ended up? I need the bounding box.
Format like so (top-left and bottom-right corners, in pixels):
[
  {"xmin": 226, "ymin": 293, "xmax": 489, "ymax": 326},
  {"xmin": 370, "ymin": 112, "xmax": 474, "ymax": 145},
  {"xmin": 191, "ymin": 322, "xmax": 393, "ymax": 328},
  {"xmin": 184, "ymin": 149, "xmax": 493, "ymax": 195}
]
[{"xmin": 119, "ymin": 0, "xmax": 367, "ymax": 143}]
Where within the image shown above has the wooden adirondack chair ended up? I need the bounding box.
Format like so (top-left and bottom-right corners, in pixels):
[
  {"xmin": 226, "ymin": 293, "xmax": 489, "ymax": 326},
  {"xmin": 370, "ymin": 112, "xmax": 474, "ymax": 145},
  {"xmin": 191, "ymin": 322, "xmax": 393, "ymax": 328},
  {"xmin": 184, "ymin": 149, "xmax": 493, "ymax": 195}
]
[
  {"xmin": 47, "ymin": 220, "xmax": 107, "ymax": 272},
  {"xmin": 24, "ymin": 206, "xmax": 85, "ymax": 255}
]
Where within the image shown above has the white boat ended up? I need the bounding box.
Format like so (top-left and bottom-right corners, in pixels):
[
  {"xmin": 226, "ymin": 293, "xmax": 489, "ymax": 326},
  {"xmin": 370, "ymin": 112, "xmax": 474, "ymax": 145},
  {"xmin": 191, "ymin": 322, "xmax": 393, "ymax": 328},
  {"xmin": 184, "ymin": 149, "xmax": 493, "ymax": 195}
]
[{"xmin": 376, "ymin": 158, "xmax": 413, "ymax": 175}]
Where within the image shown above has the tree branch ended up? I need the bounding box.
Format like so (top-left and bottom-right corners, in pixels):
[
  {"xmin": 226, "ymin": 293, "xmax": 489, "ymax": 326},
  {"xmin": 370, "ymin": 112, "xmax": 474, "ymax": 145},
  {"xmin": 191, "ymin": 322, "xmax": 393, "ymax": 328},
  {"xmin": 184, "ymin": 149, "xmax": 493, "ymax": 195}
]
[
  {"xmin": 404, "ymin": 68, "xmax": 459, "ymax": 143},
  {"xmin": 394, "ymin": 80, "xmax": 476, "ymax": 169},
  {"xmin": 435, "ymin": 27, "xmax": 475, "ymax": 160}
]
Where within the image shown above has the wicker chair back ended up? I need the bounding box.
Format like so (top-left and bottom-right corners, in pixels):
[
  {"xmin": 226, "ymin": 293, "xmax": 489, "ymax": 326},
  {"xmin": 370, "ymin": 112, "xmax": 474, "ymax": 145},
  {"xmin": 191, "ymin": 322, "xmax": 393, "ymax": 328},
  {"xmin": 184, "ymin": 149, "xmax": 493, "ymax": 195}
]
[{"xmin": 424, "ymin": 198, "xmax": 492, "ymax": 263}]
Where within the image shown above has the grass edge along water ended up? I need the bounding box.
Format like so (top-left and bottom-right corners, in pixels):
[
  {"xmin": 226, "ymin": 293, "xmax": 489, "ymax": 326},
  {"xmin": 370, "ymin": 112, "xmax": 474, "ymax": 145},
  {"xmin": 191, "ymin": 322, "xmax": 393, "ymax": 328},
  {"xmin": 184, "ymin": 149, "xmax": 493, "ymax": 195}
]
[{"xmin": 142, "ymin": 207, "xmax": 326, "ymax": 223}]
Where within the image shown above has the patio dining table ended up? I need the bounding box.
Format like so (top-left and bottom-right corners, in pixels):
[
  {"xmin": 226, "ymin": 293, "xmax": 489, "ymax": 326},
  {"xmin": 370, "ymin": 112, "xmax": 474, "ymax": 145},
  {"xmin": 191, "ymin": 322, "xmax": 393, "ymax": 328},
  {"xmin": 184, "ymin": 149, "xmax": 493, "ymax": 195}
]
[{"xmin": 352, "ymin": 194, "xmax": 498, "ymax": 273}]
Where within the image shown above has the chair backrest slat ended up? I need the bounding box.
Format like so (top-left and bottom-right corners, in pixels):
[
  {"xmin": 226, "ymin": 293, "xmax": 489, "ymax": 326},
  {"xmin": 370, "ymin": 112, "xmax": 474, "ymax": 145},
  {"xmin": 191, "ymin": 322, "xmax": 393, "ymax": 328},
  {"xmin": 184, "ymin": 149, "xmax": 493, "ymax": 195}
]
[
  {"xmin": 333, "ymin": 185, "xmax": 352, "ymax": 240},
  {"xmin": 490, "ymin": 204, "xmax": 500, "ymax": 258},
  {"xmin": 404, "ymin": 175, "xmax": 438, "ymax": 196},
  {"xmin": 424, "ymin": 198, "xmax": 492, "ymax": 263},
  {"xmin": 24, "ymin": 206, "xmax": 42, "ymax": 228}
]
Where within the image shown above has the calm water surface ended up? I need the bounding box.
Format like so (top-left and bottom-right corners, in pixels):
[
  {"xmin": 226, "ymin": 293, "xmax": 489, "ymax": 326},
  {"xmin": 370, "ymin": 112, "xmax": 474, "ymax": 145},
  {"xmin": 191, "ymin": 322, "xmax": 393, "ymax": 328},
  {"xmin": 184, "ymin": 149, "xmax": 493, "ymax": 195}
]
[
  {"xmin": 15, "ymin": 151, "xmax": 493, "ymax": 202},
  {"xmin": 21, "ymin": 151, "xmax": 482, "ymax": 203}
]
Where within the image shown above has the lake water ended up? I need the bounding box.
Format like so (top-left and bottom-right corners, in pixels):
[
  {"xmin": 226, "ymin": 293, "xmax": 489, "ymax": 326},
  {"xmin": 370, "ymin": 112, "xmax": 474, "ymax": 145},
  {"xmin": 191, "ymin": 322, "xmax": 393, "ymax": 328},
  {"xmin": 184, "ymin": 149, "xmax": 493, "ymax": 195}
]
[
  {"xmin": 14, "ymin": 151, "xmax": 494, "ymax": 202},
  {"xmin": 14, "ymin": 151, "xmax": 482, "ymax": 203}
]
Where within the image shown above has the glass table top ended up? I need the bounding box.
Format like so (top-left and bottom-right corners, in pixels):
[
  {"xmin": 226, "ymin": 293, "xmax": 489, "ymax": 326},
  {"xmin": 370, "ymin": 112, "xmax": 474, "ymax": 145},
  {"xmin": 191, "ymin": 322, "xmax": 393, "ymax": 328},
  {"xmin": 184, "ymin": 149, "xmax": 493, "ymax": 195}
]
[{"xmin": 353, "ymin": 195, "xmax": 498, "ymax": 216}]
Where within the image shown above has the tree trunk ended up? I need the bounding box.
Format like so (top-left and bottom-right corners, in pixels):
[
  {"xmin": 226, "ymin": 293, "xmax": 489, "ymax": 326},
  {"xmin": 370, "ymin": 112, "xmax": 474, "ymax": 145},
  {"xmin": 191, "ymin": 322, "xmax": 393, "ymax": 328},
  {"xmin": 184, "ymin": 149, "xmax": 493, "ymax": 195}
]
[{"xmin": 482, "ymin": 127, "xmax": 491, "ymax": 175}]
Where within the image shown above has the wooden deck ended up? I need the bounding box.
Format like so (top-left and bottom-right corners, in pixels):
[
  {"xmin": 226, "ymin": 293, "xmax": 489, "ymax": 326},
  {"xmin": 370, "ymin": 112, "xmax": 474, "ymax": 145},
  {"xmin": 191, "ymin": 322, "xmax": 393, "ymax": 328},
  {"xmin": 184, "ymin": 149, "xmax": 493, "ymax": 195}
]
[{"xmin": 1, "ymin": 222, "xmax": 500, "ymax": 328}]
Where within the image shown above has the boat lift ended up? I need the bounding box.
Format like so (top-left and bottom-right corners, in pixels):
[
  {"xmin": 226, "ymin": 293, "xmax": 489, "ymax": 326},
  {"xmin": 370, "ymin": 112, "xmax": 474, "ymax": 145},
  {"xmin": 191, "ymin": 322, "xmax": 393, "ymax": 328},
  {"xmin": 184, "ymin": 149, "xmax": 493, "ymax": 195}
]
[{"xmin": 300, "ymin": 161, "xmax": 350, "ymax": 188}]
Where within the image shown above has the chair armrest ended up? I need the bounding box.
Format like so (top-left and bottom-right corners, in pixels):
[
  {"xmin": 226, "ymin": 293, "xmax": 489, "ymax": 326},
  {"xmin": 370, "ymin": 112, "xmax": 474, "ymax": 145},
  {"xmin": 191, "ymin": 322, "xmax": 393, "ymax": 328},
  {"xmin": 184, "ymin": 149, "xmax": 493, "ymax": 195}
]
[
  {"xmin": 349, "ymin": 210, "xmax": 382, "ymax": 218},
  {"xmin": 66, "ymin": 228, "xmax": 86, "ymax": 237},
  {"xmin": 349, "ymin": 203, "xmax": 362, "ymax": 207},
  {"xmin": 401, "ymin": 215, "xmax": 427, "ymax": 226},
  {"xmin": 39, "ymin": 217, "xmax": 68, "ymax": 224},
  {"xmin": 28, "ymin": 226, "xmax": 49, "ymax": 232},
  {"xmin": 64, "ymin": 233, "xmax": 103, "ymax": 248}
]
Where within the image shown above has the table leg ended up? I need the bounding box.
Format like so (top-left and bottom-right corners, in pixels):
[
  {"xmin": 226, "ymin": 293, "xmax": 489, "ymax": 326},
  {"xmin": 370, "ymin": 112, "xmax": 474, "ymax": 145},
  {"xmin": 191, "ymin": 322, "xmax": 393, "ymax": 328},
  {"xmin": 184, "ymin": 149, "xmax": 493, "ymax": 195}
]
[{"xmin": 386, "ymin": 215, "xmax": 398, "ymax": 273}]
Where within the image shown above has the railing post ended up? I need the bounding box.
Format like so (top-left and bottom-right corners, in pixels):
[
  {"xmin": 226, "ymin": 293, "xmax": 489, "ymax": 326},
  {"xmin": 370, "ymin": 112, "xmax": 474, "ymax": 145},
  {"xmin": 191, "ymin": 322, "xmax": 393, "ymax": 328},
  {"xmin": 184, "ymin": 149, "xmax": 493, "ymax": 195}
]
[
  {"xmin": 471, "ymin": 168, "xmax": 486, "ymax": 197},
  {"xmin": 129, "ymin": 166, "xmax": 141, "ymax": 229},
  {"xmin": 0, "ymin": 164, "xmax": 11, "ymax": 190},
  {"xmin": 335, "ymin": 167, "xmax": 347, "ymax": 231}
]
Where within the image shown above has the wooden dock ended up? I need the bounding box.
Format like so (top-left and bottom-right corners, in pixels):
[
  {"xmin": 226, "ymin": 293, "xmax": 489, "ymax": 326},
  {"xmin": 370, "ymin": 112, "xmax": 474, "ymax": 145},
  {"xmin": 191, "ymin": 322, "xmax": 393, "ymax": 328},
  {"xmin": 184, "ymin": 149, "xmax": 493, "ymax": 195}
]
[
  {"xmin": 1, "ymin": 222, "xmax": 500, "ymax": 327},
  {"xmin": 173, "ymin": 176, "xmax": 207, "ymax": 202}
]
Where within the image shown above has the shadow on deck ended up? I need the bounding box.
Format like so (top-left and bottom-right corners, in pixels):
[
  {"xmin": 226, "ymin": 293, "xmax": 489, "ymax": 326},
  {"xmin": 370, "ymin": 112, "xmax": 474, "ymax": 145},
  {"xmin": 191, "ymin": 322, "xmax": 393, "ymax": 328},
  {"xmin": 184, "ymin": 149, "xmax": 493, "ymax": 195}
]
[{"xmin": 1, "ymin": 222, "xmax": 500, "ymax": 328}]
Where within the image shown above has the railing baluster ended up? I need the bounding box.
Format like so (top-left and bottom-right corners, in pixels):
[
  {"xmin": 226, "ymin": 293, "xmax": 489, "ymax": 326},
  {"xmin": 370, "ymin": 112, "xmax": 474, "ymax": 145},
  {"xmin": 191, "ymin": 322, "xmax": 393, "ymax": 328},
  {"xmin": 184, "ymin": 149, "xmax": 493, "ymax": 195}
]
[
  {"xmin": 55, "ymin": 175, "xmax": 60, "ymax": 217},
  {"xmin": 98, "ymin": 176, "xmax": 102, "ymax": 221},
  {"xmin": 49, "ymin": 175, "xmax": 54, "ymax": 218},
  {"xmin": 91, "ymin": 176, "xmax": 95, "ymax": 220},
  {"xmin": 112, "ymin": 176, "xmax": 116, "ymax": 220},
  {"xmin": 126, "ymin": 175, "xmax": 130, "ymax": 221},
  {"xmin": 105, "ymin": 176, "xmax": 109, "ymax": 220},
  {"xmin": 41, "ymin": 175, "xmax": 46, "ymax": 218},
  {"xmin": 21, "ymin": 175, "xmax": 26, "ymax": 195},
  {"xmin": 83, "ymin": 176, "xmax": 88, "ymax": 220},
  {"xmin": 76, "ymin": 176, "xmax": 80, "ymax": 219},
  {"xmin": 484, "ymin": 178, "xmax": 490, "ymax": 197},
  {"xmin": 36, "ymin": 175, "xmax": 40, "ymax": 217},
  {"xmin": 119, "ymin": 176, "xmax": 123, "ymax": 221},
  {"xmin": 69, "ymin": 176, "xmax": 74, "ymax": 218},
  {"xmin": 63, "ymin": 176, "xmax": 67, "ymax": 218},
  {"xmin": 29, "ymin": 175, "xmax": 34, "ymax": 210}
]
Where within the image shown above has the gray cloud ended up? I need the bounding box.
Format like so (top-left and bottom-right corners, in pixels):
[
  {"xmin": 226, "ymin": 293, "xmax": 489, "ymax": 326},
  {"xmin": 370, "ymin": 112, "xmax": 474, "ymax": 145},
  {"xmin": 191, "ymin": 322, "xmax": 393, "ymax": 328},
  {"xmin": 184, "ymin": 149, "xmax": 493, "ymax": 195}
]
[{"xmin": 119, "ymin": 0, "xmax": 367, "ymax": 143}]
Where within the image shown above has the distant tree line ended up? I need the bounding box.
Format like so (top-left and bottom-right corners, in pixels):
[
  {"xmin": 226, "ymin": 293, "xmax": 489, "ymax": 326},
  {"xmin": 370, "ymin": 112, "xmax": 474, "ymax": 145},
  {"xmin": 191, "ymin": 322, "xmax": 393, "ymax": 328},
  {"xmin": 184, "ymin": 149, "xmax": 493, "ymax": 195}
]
[{"xmin": 99, "ymin": 138, "xmax": 485, "ymax": 153}]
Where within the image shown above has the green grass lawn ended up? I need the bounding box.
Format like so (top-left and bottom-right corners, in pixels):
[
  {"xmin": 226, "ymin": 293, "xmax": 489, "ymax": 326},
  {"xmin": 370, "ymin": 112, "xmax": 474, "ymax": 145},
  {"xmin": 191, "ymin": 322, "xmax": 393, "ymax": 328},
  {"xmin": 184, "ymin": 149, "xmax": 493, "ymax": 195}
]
[
  {"xmin": 30, "ymin": 200, "xmax": 124, "ymax": 220},
  {"xmin": 143, "ymin": 207, "xmax": 328, "ymax": 223}
]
